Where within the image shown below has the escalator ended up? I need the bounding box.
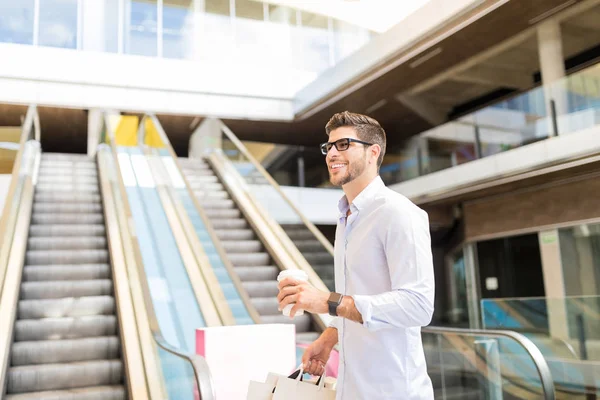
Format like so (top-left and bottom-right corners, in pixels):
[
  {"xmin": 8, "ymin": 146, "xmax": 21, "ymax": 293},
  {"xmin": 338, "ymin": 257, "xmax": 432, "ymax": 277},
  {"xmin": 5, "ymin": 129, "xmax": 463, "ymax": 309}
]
[
  {"xmin": 6, "ymin": 153, "xmax": 124, "ymax": 398},
  {"xmin": 177, "ymin": 157, "xmax": 319, "ymax": 342}
]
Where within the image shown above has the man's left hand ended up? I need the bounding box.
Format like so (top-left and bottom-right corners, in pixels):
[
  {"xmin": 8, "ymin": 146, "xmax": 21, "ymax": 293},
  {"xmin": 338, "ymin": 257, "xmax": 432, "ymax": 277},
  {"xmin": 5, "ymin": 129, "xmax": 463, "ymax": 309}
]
[{"xmin": 277, "ymin": 277, "xmax": 329, "ymax": 318}]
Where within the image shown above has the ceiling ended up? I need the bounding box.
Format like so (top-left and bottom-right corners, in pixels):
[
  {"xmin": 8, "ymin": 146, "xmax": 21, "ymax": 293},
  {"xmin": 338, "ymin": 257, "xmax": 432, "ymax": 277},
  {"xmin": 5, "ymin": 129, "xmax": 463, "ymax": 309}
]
[{"xmin": 2, "ymin": 0, "xmax": 600, "ymax": 160}]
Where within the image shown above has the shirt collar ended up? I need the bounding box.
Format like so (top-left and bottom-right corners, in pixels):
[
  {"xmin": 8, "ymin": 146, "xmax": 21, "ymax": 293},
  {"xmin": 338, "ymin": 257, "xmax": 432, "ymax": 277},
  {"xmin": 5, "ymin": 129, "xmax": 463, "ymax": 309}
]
[{"xmin": 337, "ymin": 176, "xmax": 385, "ymax": 217}]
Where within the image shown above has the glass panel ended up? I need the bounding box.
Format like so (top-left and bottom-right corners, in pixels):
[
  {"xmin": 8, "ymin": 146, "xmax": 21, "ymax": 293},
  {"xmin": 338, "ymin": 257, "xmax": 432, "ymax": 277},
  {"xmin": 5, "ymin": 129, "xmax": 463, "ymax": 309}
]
[
  {"xmin": 233, "ymin": 0, "xmax": 268, "ymax": 63},
  {"xmin": 447, "ymin": 250, "xmax": 469, "ymax": 327},
  {"xmin": 332, "ymin": 18, "xmax": 370, "ymax": 63},
  {"xmin": 222, "ymin": 135, "xmax": 335, "ymax": 291},
  {"xmin": 155, "ymin": 148, "xmax": 255, "ymax": 325},
  {"xmin": 380, "ymin": 147, "xmax": 420, "ymax": 185},
  {"xmin": 39, "ymin": 0, "xmax": 78, "ymax": 49},
  {"xmin": 295, "ymin": 11, "xmax": 331, "ymax": 73},
  {"xmin": 481, "ymin": 296, "xmax": 600, "ymax": 396},
  {"xmin": 423, "ymin": 329, "xmax": 552, "ymax": 399},
  {"xmin": 126, "ymin": 0, "xmax": 158, "ymax": 56},
  {"xmin": 264, "ymin": 5, "xmax": 294, "ymax": 68},
  {"xmin": 82, "ymin": 0, "xmax": 119, "ymax": 53},
  {"xmin": 0, "ymin": 0, "xmax": 35, "ymax": 45},
  {"xmin": 116, "ymin": 144, "xmax": 205, "ymax": 352},
  {"xmin": 559, "ymin": 223, "xmax": 600, "ymax": 296},
  {"xmin": 163, "ymin": 0, "xmax": 193, "ymax": 59},
  {"xmin": 158, "ymin": 347, "xmax": 200, "ymax": 400},
  {"xmin": 476, "ymin": 233, "xmax": 545, "ymax": 299},
  {"xmin": 203, "ymin": 0, "xmax": 233, "ymax": 60}
]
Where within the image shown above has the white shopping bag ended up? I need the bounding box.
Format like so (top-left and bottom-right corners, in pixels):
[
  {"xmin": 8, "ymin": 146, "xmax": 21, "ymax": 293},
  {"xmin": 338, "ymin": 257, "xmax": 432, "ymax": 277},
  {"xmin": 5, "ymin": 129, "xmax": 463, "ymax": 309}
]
[
  {"xmin": 246, "ymin": 372, "xmax": 281, "ymax": 400},
  {"xmin": 272, "ymin": 367, "xmax": 336, "ymax": 400}
]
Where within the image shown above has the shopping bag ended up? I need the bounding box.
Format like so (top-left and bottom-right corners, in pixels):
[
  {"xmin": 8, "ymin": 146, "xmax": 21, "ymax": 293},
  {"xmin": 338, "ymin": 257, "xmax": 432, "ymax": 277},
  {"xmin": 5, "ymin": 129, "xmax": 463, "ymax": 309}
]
[
  {"xmin": 247, "ymin": 366, "xmax": 303, "ymax": 400},
  {"xmin": 272, "ymin": 367, "xmax": 336, "ymax": 400}
]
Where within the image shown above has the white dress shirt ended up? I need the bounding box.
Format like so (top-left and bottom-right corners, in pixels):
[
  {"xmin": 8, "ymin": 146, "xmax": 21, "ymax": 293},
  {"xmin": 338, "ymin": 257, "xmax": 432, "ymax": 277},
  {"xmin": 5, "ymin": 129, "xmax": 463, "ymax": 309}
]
[{"xmin": 330, "ymin": 176, "xmax": 435, "ymax": 400}]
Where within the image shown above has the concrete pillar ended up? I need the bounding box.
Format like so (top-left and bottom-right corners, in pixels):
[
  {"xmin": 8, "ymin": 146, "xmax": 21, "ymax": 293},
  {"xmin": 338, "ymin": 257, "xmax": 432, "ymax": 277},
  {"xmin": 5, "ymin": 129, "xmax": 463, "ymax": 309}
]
[
  {"xmin": 539, "ymin": 229, "xmax": 569, "ymax": 339},
  {"xmin": 464, "ymin": 243, "xmax": 481, "ymax": 329},
  {"xmin": 537, "ymin": 20, "xmax": 568, "ymax": 134},
  {"xmin": 87, "ymin": 109, "xmax": 104, "ymax": 156},
  {"xmin": 190, "ymin": 0, "xmax": 204, "ymax": 60},
  {"xmin": 189, "ymin": 118, "xmax": 221, "ymax": 159},
  {"xmin": 82, "ymin": 0, "xmax": 115, "ymax": 52}
]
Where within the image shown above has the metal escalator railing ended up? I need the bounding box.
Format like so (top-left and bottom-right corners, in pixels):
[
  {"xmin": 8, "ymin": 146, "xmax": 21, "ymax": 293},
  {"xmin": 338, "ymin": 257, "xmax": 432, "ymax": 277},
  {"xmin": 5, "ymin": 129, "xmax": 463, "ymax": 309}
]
[
  {"xmin": 214, "ymin": 119, "xmax": 336, "ymax": 292},
  {"xmin": 0, "ymin": 105, "xmax": 40, "ymax": 294},
  {"xmin": 101, "ymin": 114, "xmax": 216, "ymax": 399},
  {"xmin": 423, "ymin": 326, "xmax": 556, "ymax": 400},
  {"xmin": 143, "ymin": 114, "xmax": 326, "ymax": 339},
  {"xmin": 141, "ymin": 144, "xmax": 242, "ymax": 327}
]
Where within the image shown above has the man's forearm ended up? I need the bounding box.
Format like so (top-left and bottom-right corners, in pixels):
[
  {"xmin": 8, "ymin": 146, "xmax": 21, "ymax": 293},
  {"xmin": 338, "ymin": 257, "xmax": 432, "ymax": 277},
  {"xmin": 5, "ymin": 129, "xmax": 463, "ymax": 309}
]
[
  {"xmin": 337, "ymin": 296, "xmax": 363, "ymax": 324},
  {"xmin": 320, "ymin": 327, "xmax": 339, "ymax": 347}
]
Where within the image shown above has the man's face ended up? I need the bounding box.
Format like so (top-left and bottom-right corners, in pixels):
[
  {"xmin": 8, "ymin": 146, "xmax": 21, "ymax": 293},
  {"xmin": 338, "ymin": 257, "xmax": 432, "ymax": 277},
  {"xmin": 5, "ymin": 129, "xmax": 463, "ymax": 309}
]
[{"xmin": 325, "ymin": 126, "xmax": 368, "ymax": 187}]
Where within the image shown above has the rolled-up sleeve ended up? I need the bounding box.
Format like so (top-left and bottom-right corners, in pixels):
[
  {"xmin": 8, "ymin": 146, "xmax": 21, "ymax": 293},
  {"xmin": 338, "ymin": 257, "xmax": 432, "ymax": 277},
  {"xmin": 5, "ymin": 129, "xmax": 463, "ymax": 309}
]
[{"xmin": 353, "ymin": 204, "xmax": 435, "ymax": 331}]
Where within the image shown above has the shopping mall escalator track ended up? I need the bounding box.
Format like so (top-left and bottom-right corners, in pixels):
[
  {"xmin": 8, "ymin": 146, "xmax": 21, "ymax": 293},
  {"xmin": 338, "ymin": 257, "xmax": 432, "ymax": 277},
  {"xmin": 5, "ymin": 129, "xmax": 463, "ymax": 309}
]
[
  {"xmin": 5, "ymin": 153, "xmax": 125, "ymax": 399},
  {"xmin": 178, "ymin": 157, "xmax": 319, "ymax": 342}
]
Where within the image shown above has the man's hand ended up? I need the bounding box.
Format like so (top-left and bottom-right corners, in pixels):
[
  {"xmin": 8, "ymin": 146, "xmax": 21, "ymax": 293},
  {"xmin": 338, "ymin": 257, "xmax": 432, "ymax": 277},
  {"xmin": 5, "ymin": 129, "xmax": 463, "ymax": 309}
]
[
  {"xmin": 277, "ymin": 277, "xmax": 329, "ymax": 318},
  {"xmin": 302, "ymin": 328, "xmax": 338, "ymax": 375}
]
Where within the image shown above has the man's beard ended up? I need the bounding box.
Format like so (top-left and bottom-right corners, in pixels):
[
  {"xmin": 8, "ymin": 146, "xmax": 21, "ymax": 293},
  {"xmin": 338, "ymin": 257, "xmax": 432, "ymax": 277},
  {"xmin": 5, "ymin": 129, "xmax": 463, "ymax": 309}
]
[{"xmin": 329, "ymin": 155, "xmax": 367, "ymax": 187}]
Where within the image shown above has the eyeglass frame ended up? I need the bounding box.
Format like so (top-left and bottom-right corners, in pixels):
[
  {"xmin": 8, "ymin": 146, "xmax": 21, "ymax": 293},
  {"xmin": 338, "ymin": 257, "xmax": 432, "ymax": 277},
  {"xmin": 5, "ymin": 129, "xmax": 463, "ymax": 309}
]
[{"xmin": 319, "ymin": 137, "xmax": 374, "ymax": 155}]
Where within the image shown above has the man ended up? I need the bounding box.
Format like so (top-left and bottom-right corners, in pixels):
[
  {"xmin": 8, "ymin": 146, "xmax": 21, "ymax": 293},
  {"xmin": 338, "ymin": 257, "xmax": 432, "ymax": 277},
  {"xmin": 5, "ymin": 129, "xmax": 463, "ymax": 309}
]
[{"xmin": 277, "ymin": 111, "xmax": 435, "ymax": 399}]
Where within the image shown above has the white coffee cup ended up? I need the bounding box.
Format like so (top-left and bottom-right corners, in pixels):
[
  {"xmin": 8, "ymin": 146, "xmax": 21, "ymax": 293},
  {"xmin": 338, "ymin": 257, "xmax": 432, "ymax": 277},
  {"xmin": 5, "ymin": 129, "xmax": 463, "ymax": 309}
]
[{"xmin": 277, "ymin": 269, "xmax": 309, "ymax": 318}]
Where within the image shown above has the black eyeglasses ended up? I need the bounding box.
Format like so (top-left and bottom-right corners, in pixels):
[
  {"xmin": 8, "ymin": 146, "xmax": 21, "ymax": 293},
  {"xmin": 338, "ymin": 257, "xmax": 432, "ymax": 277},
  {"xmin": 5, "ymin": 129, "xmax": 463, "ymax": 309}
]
[{"xmin": 320, "ymin": 138, "xmax": 373, "ymax": 155}]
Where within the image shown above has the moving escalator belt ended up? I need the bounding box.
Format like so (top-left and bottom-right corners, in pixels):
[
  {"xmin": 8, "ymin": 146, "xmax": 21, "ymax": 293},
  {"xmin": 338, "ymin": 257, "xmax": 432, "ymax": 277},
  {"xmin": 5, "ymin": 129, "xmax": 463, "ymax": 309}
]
[{"xmin": 6, "ymin": 153, "xmax": 125, "ymax": 399}]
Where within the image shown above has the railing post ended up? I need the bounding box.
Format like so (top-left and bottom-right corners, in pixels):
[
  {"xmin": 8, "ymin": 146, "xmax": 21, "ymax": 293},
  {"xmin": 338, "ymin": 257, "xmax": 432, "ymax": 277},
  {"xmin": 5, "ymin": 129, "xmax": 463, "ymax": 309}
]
[
  {"xmin": 474, "ymin": 124, "xmax": 482, "ymax": 159},
  {"xmin": 297, "ymin": 146, "xmax": 305, "ymax": 187},
  {"xmin": 576, "ymin": 314, "xmax": 588, "ymax": 360},
  {"xmin": 474, "ymin": 339, "xmax": 503, "ymax": 400},
  {"xmin": 550, "ymin": 99, "xmax": 559, "ymax": 137}
]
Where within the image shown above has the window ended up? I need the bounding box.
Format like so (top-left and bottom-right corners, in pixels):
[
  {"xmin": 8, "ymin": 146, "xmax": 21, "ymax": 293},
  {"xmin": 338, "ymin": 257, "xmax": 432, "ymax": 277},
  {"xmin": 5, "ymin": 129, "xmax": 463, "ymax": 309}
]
[
  {"xmin": 0, "ymin": 0, "xmax": 35, "ymax": 45},
  {"xmin": 39, "ymin": 0, "xmax": 78, "ymax": 49}
]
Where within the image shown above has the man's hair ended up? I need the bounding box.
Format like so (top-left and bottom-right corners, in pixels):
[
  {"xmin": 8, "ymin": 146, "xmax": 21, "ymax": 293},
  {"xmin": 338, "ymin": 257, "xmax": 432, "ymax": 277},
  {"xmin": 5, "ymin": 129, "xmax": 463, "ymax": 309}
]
[{"xmin": 325, "ymin": 111, "xmax": 386, "ymax": 168}]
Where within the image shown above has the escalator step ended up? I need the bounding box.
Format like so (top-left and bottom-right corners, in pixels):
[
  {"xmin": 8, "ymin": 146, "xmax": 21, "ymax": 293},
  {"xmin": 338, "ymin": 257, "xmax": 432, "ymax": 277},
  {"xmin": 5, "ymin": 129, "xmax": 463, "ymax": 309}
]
[
  {"xmin": 222, "ymin": 240, "xmax": 262, "ymax": 253},
  {"xmin": 15, "ymin": 316, "xmax": 117, "ymax": 341},
  {"xmin": 38, "ymin": 167, "xmax": 98, "ymax": 177},
  {"xmin": 18, "ymin": 296, "xmax": 115, "ymax": 319},
  {"xmin": 185, "ymin": 175, "xmax": 218, "ymax": 183},
  {"xmin": 204, "ymin": 208, "xmax": 240, "ymax": 219},
  {"xmin": 26, "ymin": 250, "xmax": 109, "ymax": 265},
  {"xmin": 303, "ymin": 252, "xmax": 334, "ymax": 265},
  {"xmin": 200, "ymin": 199, "xmax": 236, "ymax": 210},
  {"xmin": 234, "ymin": 266, "xmax": 279, "ymax": 282},
  {"xmin": 29, "ymin": 224, "xmax": 106, "ymax": 238},
  {"xmin": 23, "ymin": 264, "xmax": 111, "ymax": 282},
  {"xmin": 27, "ymin": 237, "xmax": 107, "ymax": 251},
  {"xmin": 20, "ymin": 280, "xmax": 113, "ymax": 300},
  {"xmin": 214, "ymin": 229, "xmax": 254, "ymax": 241},
  {"xmin": 35, "ymin": 183, "xmax": 99, "ymax": 193},
  {"xmin": 7, "ymin": 360, "xmax": 122, "ymax": 394},
  {"xmin": 261, "ymin": 314, "xmax": 311, "ymax": 333},
  {"xmin": 293, "ymin": 240, "xmax": 327, "ymax": 252},
  {"xmin": 193, "ymin": 190, "xmax": 229, "ymax": 200},
  {"xmin": 5, "ymin": 384, "xmax": 125, "ymax": 400},
  {"xmin": 210, "ymin": 218, "xmax": 247, "ymax": 229},
  {"xmin": 34, "ymin": 192, "xmax": 101, "ymax": 204},
  {"xmin": 251, "ymin": 297, "xmax": 280, "ymax": 315},
  {"xmin": 228, "ymin": 253, "xmax": 271, "ymax": 267},
  {"xmin": 11, "ymin": 337, "xmax": 120, "ymax": 366},
  {"xmin": 33, "ymin": 203, "xmax": 102, "ymax": 214},
  {"xmin": 41, "ymin": 153, "xmax": 93, "ymax": 161},
  {"xmin": 30, "ymin": 213, "xmax": 104, "ymax": 225},
  {"xmin": 242, "ymin": 281, "xmax": 279, "ymax": 298}
]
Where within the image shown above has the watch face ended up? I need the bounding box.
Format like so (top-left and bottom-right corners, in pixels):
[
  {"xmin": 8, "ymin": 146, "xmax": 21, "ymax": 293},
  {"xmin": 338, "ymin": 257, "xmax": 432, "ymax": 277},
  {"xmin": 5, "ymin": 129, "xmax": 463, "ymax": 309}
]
[{"xmin": 329, "ymin": 292, "xmax": 343, "ymax": 304}]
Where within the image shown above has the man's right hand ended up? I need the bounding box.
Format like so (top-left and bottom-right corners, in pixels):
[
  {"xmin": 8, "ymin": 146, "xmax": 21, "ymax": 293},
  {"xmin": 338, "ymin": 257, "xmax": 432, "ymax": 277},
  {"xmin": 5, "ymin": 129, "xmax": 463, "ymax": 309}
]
[{"xmin": 302, "ymin": 328, "xmax": 338, "ymax": 375}]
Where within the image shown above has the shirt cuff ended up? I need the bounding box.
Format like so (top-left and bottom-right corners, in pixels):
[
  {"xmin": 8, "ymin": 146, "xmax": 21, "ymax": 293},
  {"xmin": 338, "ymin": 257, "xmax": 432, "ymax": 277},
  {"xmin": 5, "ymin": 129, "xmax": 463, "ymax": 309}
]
[
  {"xmin": 328, "ymin": 316, "xmax": 341, "ymax": 330},
  {"xmin": 352, "ymin": 295, "xmax": 373, "ymax": 328}
]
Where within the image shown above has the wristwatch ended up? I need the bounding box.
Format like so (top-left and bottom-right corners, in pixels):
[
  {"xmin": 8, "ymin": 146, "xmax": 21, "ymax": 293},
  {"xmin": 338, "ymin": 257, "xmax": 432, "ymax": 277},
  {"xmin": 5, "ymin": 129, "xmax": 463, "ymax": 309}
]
[{"xmin": 327, "ymin": 292, "xmax": 343, "ymax": 316}]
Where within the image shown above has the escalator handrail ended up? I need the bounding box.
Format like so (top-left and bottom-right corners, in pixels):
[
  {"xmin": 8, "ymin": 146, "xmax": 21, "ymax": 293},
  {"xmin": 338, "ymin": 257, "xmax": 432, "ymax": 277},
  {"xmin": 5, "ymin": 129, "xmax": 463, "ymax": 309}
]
[
  {"xmin": 0, "ymin": 140, "xmax": 40, "ymax": 395},
  {"xmin": 423, "ymin": 326, "xmax": 556, "ymax": 400},
  {"xmin": 141, "ymin": 116, "xmax": 261, "ymax": 325},
  {"xmin": 0, "ymin": 105, "xmax": 40, "ymax": 293},
  {"xmin": 102, "ymin": 115, "xmax": 216, "ymax": 400},
  {"xmin": 216, "ymin": 119, "xmax": 334, "ymax": 256}
]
